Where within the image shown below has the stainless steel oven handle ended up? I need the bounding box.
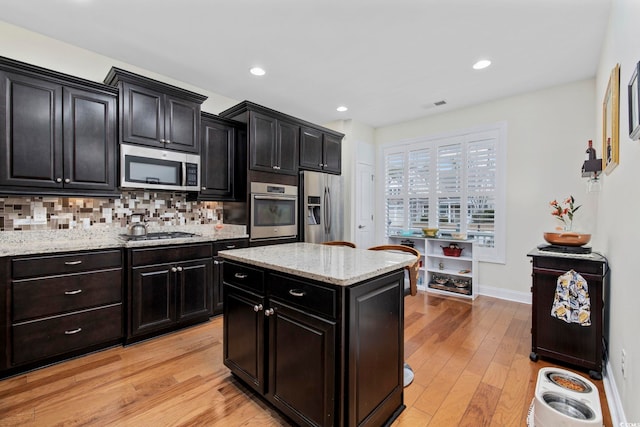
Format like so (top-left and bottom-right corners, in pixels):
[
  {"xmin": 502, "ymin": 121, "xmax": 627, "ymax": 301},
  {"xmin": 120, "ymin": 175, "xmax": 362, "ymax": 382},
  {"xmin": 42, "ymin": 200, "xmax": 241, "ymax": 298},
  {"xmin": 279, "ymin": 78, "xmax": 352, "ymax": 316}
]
[
  {"xmin": 181, "ymin": 161, "xmax": 186, "ymax": 187},
  {"xmin": 253, "ymin": 195, "xmax": 297, "ymax": 201}
]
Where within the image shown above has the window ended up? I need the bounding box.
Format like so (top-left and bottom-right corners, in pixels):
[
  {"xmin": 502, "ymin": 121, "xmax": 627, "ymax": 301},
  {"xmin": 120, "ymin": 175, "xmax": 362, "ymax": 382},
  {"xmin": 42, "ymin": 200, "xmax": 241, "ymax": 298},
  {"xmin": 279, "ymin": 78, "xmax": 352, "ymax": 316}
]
[{"xmin": 382, "ymin": 124, "xmax": 506, "ymax": 263}]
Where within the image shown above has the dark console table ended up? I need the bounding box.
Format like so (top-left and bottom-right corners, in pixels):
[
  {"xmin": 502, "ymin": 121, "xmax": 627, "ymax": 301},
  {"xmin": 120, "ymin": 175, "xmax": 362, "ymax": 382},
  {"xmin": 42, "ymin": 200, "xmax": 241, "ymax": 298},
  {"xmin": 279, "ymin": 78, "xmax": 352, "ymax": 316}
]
[{"xmin": 527, "ymin": 248, "xmax": 609, "ymax": 379}]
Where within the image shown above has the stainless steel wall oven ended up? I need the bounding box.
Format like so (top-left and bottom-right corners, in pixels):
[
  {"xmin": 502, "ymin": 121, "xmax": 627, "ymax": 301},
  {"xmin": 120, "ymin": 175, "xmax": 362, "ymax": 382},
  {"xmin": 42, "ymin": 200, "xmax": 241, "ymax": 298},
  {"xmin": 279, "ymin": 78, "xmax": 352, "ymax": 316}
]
[{"xmin": 250, "ymin": 182, "xmax": 298, "ymax": 241}]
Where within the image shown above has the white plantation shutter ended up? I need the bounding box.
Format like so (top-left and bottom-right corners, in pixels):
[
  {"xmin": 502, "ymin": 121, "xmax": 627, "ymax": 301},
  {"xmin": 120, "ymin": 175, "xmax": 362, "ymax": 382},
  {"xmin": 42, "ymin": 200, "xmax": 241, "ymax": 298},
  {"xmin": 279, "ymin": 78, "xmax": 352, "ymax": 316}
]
[
  {"xmin": 381, "ymin": 123, "xmax": 506, "ymax": 263},
  {"xmin": 467, "ymin": 137, "xmax": 497, "ymax": 248},
  {"xmin": 408, "ymin": 148, "xmax": 430, "ymax": 231},
  {"xmin": 437, "ymin": 143, "xmax": 462, "ymax": 232},
  {"xmin": 385, "ymin": 152, "xmax": 405, "ymax": 236}
]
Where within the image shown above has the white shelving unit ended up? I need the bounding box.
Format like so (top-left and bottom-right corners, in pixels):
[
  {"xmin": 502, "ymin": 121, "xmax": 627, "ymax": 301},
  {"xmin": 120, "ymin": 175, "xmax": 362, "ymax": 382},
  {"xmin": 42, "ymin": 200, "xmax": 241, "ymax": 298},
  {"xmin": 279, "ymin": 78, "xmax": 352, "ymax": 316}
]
[{"xmin": 388, "ymin": 235, "xmax": 477, "ymax": 300}]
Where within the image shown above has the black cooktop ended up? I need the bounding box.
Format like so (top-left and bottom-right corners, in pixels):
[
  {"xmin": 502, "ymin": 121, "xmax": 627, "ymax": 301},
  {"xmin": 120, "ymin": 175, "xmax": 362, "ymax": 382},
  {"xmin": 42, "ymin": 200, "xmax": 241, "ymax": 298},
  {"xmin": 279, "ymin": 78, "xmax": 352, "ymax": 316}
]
[{"xmin": 121, "ymin": 231, "xmax": 198, "ymax": 241}]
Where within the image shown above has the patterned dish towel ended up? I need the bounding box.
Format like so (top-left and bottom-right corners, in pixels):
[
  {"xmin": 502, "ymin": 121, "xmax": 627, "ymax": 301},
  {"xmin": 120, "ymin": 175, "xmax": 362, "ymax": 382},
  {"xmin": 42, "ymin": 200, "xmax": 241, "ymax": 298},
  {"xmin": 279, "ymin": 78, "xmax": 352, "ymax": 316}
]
[{"xmin": 550, "ymin": 269, "xmax": 591, "ymax": 326}]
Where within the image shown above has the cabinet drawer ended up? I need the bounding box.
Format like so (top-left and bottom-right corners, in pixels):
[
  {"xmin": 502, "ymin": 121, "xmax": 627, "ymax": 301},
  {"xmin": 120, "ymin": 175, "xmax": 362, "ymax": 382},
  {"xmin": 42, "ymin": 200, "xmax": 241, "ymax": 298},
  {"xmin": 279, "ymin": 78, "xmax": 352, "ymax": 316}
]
[
  {"xmin": 13, "ymin": 269, "xmax": 122, "ymax": 322},
  {"xmin": 223, "ymin": 262, "xmax": 264, "ymax": 293},
  {"xmin": 130, "ymin": 243, "xmax": 212, "ymax": 266},
  {"xmin": 12, "ymin": 250, "xmax": 122, "ymax": 279},
  {"xmin": 12, "ymin": 304, "xmax": 122, "ymax": 365},
  {"xmin": 268, "ymin": 273, "xmax": 336, "ymax": 319},
  {"xmin": 532, "ymin": 256, "xmax": 606, "ymax": 276},
  {"xmin": 214, "ymin": 238, "xmax": 249, "ymax": 253}
]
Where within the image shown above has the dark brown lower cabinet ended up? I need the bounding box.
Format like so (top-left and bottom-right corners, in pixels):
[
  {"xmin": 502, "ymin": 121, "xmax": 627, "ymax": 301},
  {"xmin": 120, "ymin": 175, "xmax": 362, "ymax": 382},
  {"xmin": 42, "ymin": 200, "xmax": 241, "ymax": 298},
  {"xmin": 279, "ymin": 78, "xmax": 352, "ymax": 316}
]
[
  {"xmin": 2, "ymin": 249, "xmax": 123, "ymax": 377},
  {"xmin": 128, "ymin": 243, "xmax": 212, "ymax": 343},
  {"xmin": 223, "ymin": 261, "xmax": 404, "ymax": 427}
]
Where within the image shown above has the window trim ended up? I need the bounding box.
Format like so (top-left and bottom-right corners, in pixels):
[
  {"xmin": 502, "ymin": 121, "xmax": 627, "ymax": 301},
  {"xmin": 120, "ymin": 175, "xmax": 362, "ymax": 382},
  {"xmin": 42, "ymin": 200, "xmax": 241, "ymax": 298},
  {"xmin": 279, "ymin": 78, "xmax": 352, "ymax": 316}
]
[{"xmin": 378, "ymin": 122, "xmax": 507, "ymax": 264}]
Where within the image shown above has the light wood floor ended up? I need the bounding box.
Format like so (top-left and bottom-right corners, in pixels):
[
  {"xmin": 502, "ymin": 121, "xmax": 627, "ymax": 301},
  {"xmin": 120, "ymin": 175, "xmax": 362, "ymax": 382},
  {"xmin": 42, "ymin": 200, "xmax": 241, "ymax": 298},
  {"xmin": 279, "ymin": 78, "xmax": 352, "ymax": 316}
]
[{"xmin": 0, "ymin": 293, "xmax": 612, "ymax": 426}]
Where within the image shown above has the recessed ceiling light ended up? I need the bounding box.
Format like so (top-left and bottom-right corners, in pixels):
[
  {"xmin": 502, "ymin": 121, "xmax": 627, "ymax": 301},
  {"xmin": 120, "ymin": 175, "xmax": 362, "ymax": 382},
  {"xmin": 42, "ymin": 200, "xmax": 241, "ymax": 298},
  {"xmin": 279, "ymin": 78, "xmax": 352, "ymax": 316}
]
[
  {"xmin": 473, "ymin": 59, "xmax": 491, "ymax": 70},
  {"xmin": 336, "ymin": 106, "xmax": 348, "ymax": 112},
  {"xmin": 250, "ymin": 67, "xmax": 266, "ymax": 76}
]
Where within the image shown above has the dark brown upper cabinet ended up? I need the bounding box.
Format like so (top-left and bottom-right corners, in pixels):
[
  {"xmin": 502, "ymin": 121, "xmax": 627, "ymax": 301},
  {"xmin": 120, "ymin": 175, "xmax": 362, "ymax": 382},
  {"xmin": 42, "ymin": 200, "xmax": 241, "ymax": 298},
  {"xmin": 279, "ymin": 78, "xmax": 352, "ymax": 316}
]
[
  {"xmin": 248, "ymin": 111, "xmax": 299, "ymax": 175},
  {"xmin": 299, "ymin": 126, "xmax": 342, "ymax": 174},
  {"xmin": 220, "ymin": 101, "xmax": 302, "ymax": 176},
  {"xmin": 104, "ymin": 68, "xmax": 207, "ymax": 154},
  {"xmin": 220, "ymin": 101, "xmax": 343, "ymax": 178},
  {"xmin": 200, "ymin": 113, "xmax": 246, "ymax": 201},
  {"xmin": 0, "ymin": 57, "xmax": 118, "ymax": 195}
]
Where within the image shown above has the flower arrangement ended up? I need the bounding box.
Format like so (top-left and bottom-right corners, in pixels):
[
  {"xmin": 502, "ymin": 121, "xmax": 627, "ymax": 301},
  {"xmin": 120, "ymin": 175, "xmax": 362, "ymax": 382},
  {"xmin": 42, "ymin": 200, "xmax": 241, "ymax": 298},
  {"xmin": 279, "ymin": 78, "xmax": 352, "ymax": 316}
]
[{"xmin": 550, "ymin": 196, "xmax": 581, "ymax": 231}]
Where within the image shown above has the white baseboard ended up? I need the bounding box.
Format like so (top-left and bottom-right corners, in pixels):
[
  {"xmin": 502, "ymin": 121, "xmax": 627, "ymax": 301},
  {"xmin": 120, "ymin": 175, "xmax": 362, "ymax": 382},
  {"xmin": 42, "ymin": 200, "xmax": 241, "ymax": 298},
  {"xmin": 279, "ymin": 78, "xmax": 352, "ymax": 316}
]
[
  {"xmin": 476, "ymin": 284, "xmax": 531, "ymax": 304},
  {"xmin": 603, "ymin": 359, "xmax": 626, "ymax": 426}
]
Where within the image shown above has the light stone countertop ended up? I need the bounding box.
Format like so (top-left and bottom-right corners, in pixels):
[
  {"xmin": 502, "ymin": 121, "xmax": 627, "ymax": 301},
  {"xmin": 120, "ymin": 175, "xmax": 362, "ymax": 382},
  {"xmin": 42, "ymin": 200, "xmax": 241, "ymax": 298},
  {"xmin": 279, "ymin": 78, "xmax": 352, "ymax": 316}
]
[
  {"xmin": 218, "ymin": 242, "xmax": 416, "ymax": 286},
  {"xmin": 0, "ymin": 224, "xmax": 248, "ymax": 257}
]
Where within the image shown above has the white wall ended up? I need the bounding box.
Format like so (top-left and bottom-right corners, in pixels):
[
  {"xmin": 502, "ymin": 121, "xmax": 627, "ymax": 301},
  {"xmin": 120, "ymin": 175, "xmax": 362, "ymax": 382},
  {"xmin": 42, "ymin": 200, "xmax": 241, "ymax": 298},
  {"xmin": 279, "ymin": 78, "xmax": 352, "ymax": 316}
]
[
  {"xmin": 594, "ymin": 0, "xmax": 640, "ymax": 422},
  {"xmin": 375, "ymin": 79, "xmax": 597, "ymax": 301},
  {"xmin": 0, "ymin": 21, "xmax": 239, "ymax": 115}
]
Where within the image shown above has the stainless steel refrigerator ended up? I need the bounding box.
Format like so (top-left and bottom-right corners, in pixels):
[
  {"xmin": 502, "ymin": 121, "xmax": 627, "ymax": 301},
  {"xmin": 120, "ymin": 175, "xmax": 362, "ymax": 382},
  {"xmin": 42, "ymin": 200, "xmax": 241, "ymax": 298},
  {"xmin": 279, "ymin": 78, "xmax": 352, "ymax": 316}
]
[{"xmin": 300, "ymin": 170, "xmax": 343, "ymax": 243}]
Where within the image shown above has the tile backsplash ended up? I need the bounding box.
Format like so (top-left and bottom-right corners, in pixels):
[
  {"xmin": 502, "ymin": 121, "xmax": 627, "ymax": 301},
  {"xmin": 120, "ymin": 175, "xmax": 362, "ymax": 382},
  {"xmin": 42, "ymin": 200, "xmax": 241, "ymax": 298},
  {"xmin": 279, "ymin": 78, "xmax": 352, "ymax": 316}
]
[{"xmin": 0, "ymin": 192, "xmax": 225, "ymax": 232}]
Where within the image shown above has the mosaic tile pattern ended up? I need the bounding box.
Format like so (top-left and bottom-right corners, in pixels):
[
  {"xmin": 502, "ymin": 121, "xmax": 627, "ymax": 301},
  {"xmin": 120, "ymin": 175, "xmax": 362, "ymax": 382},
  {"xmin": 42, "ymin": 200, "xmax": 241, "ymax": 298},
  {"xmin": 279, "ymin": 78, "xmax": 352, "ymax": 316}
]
[{"xmin": 0, "ymin": 192, "xmax": 225, "ymax": 232}]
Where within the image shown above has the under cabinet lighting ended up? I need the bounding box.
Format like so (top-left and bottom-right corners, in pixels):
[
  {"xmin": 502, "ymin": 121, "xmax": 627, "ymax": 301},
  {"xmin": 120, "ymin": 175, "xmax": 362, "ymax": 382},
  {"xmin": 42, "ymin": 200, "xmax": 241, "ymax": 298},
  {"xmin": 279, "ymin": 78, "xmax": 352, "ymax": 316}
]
[{"xmin": 250, "ymin": 67, "xmax": 266, "ymax": 76}]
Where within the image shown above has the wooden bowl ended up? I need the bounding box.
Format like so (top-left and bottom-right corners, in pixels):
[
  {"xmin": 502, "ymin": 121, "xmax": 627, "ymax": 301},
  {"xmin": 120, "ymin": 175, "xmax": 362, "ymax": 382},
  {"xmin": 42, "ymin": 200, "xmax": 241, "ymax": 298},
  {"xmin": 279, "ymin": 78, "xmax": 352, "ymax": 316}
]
[{"xmin": 543, "ymin": 232, "xmax": 591, "ymax": 247}]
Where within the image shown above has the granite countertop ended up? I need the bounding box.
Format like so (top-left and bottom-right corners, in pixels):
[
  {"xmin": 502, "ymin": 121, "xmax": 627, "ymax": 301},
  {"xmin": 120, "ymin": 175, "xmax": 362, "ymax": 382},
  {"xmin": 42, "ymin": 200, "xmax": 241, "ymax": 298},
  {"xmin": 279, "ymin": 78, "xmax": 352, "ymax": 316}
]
[
  {"xmin": 0, "ymin": 224, "xmax": 248, "ymax": 257},
  {"xmin": 218, "ymin": 242, "xmax": 417, "ymax": 286}
]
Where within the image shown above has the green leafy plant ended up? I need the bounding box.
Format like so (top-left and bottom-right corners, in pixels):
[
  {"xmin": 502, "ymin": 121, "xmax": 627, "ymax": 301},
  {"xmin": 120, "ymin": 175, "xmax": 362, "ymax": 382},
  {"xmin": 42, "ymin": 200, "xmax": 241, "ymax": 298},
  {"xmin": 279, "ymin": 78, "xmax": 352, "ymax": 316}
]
[{"xmin": 550, "ymin": 196, "xmax": 581, "ymax": 231}]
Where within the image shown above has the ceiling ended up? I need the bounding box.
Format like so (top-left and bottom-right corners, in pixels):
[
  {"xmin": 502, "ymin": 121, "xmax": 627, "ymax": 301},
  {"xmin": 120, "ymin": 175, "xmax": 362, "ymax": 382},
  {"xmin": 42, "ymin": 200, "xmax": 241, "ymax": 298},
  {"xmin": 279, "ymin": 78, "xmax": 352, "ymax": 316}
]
[{"xmin": 0, "ymin": 0, "xmax": 611, "ymax": 128}]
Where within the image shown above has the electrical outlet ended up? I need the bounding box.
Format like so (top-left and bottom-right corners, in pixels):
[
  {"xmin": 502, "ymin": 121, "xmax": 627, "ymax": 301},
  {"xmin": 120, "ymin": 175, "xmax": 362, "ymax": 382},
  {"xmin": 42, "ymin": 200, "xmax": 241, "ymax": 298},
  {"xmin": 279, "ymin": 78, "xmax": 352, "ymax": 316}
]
[{"xmin": 621, "ymin": 349, "xmax": 627, "ymax": 379}]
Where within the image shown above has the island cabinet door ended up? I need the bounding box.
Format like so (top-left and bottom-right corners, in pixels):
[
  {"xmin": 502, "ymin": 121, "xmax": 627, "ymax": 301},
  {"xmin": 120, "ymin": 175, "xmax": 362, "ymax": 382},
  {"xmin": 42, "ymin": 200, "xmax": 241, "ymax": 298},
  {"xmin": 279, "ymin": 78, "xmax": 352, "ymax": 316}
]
[
  {"xmin": 223, "ymin": 284, "xmax": 266, "ymax": 394},
  {"xmin": 266, "ymin": 300, "xmax": 336, "ymax": 427},
  {"xmin": 347, "ymin": 270, "xmax": 404, "ymax": 427}
]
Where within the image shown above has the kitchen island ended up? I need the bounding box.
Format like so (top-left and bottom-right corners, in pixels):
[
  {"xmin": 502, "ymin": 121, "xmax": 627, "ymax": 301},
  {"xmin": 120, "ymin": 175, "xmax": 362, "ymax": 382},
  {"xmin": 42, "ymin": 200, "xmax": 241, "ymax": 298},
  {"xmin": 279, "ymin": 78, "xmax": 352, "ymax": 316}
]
[{"xmin": 218, "ymin": 242, "xmax": 416, "ymax": 427}]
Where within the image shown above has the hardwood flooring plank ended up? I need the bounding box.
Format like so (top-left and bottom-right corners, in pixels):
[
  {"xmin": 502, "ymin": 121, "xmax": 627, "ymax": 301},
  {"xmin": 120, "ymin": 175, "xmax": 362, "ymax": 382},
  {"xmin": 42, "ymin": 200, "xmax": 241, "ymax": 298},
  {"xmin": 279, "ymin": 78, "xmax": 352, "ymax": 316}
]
[{"xmin": 458, "ymin": 382, "xmax": 502, "ymax": 427}]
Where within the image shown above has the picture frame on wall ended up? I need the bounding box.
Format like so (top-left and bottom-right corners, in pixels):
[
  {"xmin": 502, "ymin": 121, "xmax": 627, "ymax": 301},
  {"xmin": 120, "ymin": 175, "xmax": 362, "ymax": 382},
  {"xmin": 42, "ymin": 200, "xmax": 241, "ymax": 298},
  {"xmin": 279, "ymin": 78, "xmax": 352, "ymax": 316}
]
[
  {"xmin": 603, "ymin": 63, "xmax": 620, "ymax": 175},
  {"xmin": 628, "ymin": 61, "xmax": 640, "ymax": 140}
]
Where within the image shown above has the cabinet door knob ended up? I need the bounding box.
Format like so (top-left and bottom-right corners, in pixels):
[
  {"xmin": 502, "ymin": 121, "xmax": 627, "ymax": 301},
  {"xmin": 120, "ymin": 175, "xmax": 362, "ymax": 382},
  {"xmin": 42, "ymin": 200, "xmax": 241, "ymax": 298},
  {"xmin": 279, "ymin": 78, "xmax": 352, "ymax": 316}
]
[
  {"xmin": 176, "ymin": 266, "xmax": 183, "ymax": 272},
  {"xmin": 64, "ymin": 178, "xmax": 70, "ymax": 183},
  {"xmin": 171, "ymin": 267, "xmax": 178, "ymax": 272},
  {"xmin": 64, "ymin": 289, "xmax": 83, "ymax": 295},
  {"xmin": 319, "ymin": 163, "xmax": 324, "ymax": 167},
  {"xmin": 253, "ymin": 304, "xmax": 263, "ymax": 312},
  {"xmin": 64, "ymin": 328, "xmax": 82, "ymax": 335},
  {"xmin": 160, "ymin": 138, "xmax": 166, "ymax": 143},
  {"xmin": 201, "ymin": 187, "xmax": 207, "ymax": 190},
  {"xmin": 165, "ymin": 140, "xmax": 171, "ymax": 144},
  {"xmin": 323, "ymin": 164, "xmax": 328, "ymax": 167},
  {"xmin": 265, "ymin": 308, "xmax": 275, "ymax": 316},
  {"xmin": 56, "ymin": 178, "xmax": 62, "ymax": 183}
]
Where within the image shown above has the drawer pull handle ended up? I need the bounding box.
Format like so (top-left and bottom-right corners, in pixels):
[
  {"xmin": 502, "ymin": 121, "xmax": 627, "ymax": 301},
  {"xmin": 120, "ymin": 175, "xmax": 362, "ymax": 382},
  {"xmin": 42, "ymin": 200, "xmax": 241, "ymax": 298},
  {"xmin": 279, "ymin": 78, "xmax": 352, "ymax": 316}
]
[
  {"xmin": 289, "ymin": 289, "xmax": 305, "ymax": 297},
  {"xmin": 234, "ymin": 273, "xmax": 248, "ymax": 279},
  {"xmin": 64, "ymin": 328, "xmax": 82, "ymax": 335},
  {"xmin": 253, "ymin": 304, "xmax": 263, "ymax": 312},
  {"xmin": 64, "ymin": 260, "xmax": 83, "ymax": 266},
  {"xmin": 64, "ymin": 289, "xmax": 83, "ymax": 295},
  {"xmin": 226, "ymin": 245, "xmax": 236, "ymax": 249}
]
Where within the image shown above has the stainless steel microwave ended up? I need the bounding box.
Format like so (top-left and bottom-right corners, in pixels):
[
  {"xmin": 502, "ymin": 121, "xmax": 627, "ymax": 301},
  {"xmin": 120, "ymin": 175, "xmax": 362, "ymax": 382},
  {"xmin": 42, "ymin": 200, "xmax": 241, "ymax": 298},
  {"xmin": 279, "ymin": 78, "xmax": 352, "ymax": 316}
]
[{"xmin": 120, "ymin": 144, "xmax": 200, "ymax": 192}]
